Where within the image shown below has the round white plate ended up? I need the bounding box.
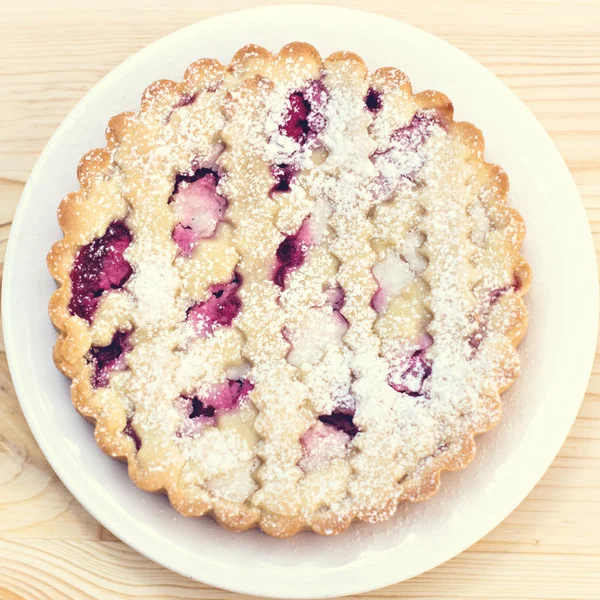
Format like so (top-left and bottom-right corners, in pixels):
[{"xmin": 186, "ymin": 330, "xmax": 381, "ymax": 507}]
[{"xmin": 3, "ymin": 5, "xmax": 598, "ymax": 599}]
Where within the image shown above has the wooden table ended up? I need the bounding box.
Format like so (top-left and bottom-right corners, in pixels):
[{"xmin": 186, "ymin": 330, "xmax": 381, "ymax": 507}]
[{"xmin": 1, "ymin": 1, "xmax": 598, "ymax": 598}]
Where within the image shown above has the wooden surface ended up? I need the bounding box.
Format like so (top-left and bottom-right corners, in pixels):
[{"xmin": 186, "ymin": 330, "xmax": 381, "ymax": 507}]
[{"xmin": 1, "ymin": 1, "xmax": 599, "ymax": 598}]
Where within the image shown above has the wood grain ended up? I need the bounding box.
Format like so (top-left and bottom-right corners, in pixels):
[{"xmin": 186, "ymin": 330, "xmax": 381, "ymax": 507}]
[{"xmin": 1, "ymin": 1, "xmax": 599, "ymax": 598}]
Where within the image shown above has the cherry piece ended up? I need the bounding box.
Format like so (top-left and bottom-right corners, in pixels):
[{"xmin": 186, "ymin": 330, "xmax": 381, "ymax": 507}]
[
  {"xmin": 388, "ymin": 349, "xmax": 432, "ymax": 397},
  {"xmin": 170, "ymin": 169, "xmax": 227, "ymax": 256},
  {"xmin": 270, "ymin": 163, "xmax": 296, "ymax": 194},
  {"xmin": 90, "ymin": 330, "xmax": 132, "ymax": 388},
  {"xmin": 273, "ymin": 219, "xmax": 313, "ymax": 288},
  {"xmin": 299, "ymin": 418, "xmax": 354, "ymax": 472},
  {"xmin": 365, "ymin": 88, "xmax": 382, "ymax": 112},
  {"xmin": 280, "ymin": 81, "xmax": 328, "ymax": 146},
  {"xmin": 186, "ymin": 273, "xmax": 242, "ymax": 337},
  {"xmin": 371, "ymin": 286, "xmax": 386, "ymax": 313},
  {"xmin": 271, "ymin": 82, "xmax": 328, "ymax": 195},
  {"xmin": 282, "ymin": 92, "xmax": 311, "ymax": 144},
  {"xmin": 68, "ymin": 222, "xmax": 133, "ymax": 323},
  {"xmin": 171, "ymin": 168, "xmax": 216, "ymax": 197},
  {"xmin": 177, "ymin": 378, "xmax": 254, "ymax": 436},
  {"xmin": 228, "ymin": 378, "xmax": 255, "ymax": 405},
  {"xmin": 189, "ymin": 398, "xmax": 216, "ymax": 419},
  {"xmin": 304, "ymin": 80, "xmax": 328, "ymax": 135},
  {"xmin": 318, "ymin": 412, "xmax": 359, "ymax": 438}
]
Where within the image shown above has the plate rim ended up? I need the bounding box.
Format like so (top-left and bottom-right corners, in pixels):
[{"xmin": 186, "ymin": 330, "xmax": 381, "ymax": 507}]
[{"xmin": 3, "ymin": 5, "xmax": 598, "ymax": 598}]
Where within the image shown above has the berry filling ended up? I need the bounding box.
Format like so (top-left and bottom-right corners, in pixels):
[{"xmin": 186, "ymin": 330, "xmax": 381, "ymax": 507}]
[
  {"xmin": 273, "ymin": 218, "xmax": 313, "ymax": 288},
  {"xmin": 388, "ymin": 334, "xmax": 433, "ymax": 397},
  {"xmin": 176, "ymin": 378, "xmax": 254, "ymax": 434},
  {"xmin": 270, "ymin": 163, "xmax": 296, "ymax": 194},
  {"xmin": 68, "ymin": 222, "xmax": 133, "ymax": 323},
  {"xmin": 299, "ymin": 414, "xmax": 355, "ymax": 472},
  {"xmin": 270, "ymin": 82, "xmax": 327, "ymax": 195},
  {"xmin": 189, "ymin": 397, "xmax": 216, "ymax": 419},
  {"xmin": 280, "ymin": 81, "xmax": 328, "ymax": 146},
  {"xmin": 371, "ymin": 289, "xmax": 385, "ymax": 314},
  {"xmin": 326, "ymin": 285, "xmax": 346, "ymax": 313},
  {"xmin": 370, "ymin": 111, "xmax": 443, "ymax": 201},
  {"xmin": 283, "ymin": 92, "xmax": 310, "ymax": 143},
  {"xmin": 304, "ymin": 81, "xmax": 328, "ymax": 134},
  {"xmin": 89, "ymin": 330, "xmax": 132, "ymax": 388},
  {"xmin": 328, "ymin": 286, "xmax": 349, "ymax": 333},
  {"xmin": 123, "ymin": 416, "xmax": 141, "ymax": 452},
  {"xmin": 319, "ymin": 412, "xmax": 358, "ymax": 438},
  {"xmin": 170, "ymin": 169, "xmax": 227, "ymax": 257},
  {"xmin": 186, "ymin": 273, "xmax": 242, "ymax": 338},
  {"xmin": 391, "ymin": 112, "xmax": 441, "ymax": 152},
  {"xmin": 490, "ymin": 277, "xmax": 520, "ymax": 304},
  {"xmin": 173, "ymin": 94, "xmax": 197, "ymax": 109},
  {"xmin": 365, "ymin": 88, "xmax": 382, "ymax": 112},
  {"xmin": 469, "ymin": 279, "xmax": 521, "ymax": 350}
]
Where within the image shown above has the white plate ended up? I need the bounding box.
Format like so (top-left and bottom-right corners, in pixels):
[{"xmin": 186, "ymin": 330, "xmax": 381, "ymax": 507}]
[{"xmin": 3, "ymin": 5, "xmax": 598, "ymax": 599}]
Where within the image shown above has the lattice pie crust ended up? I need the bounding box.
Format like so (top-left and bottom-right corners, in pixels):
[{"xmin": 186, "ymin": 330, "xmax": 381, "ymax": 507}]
[{"xmin": 48, "ymin": 43, "xmax": 531, "ymax": 537}]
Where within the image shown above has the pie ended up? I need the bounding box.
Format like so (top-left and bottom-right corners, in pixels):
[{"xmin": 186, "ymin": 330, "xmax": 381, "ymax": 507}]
[{"xmin": 47, "ymin": 43, "xmax": 531, "ymax": 537}]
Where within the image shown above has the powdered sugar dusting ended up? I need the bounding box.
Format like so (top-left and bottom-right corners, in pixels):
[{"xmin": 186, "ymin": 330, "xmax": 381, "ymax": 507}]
[{"xmin": 52, "ymin": 44, "xmax": 529, "ymax": 535}]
